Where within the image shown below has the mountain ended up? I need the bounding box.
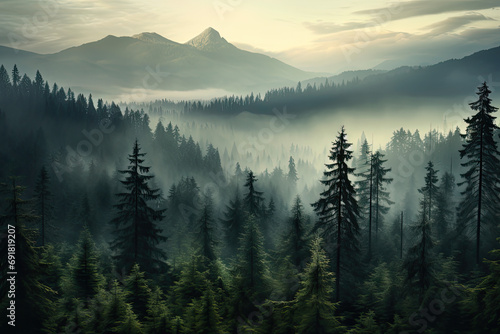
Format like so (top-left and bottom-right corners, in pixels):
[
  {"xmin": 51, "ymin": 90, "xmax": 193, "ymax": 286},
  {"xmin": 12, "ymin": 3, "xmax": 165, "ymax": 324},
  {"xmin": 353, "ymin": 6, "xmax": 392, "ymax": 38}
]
[{"xmin": 0, "ymin": 28, "xmax": 319, "ymax": 99}]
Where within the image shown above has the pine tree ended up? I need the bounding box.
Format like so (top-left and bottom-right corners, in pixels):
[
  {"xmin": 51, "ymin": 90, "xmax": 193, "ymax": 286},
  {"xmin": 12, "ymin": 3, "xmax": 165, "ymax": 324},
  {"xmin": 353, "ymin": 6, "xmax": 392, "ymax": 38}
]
[
  {"xmin": 312, "ymin": 126, "xmax": 360, "ymax": 301},
  {"xmin": 281, "ymin": 196, "xmax": 309, "ymax": 269},
  {"xmin": 0, "ymin": 178, "xmax": 55, "ymax": 333},
  {"xmin": 145, "ymin": 286, "xmax": 172, "ymax": 334},
  {"xmin": 355, "ymin": 140, "xmax": 373, "ymax": 257},
  {"xmin": 188, "ymin": 283, "xmax": 225, "ymax": 334},
  {"xmin": 434, "ymin": 171, "xmax": 455, "ymax": 254},
  {"xmin": 418, "ymin": 161, "xmax": 439, "ymax": 223},
  {"xmin": 110, "ymin": 139, "xmax": 167, "ymax": 274},
  {"xmin": 62, "ymin": 227, "xmax": 103, "ymax": 305},
  {"xmin": 293, "ymin": 238, "xmax": 341, "ymax": 334},
  {"xmin": 222, "ymin": 187, "xmax": 245, "ymax": 259},
  {"xmin": 195, "ymin": 192, "xmax": 217, "ymax": 265},
  {"xmin": 462, "ymin": 239, "xmax": 500, "ymax": 332},
  {"xmin": 125, "ymin": 263, "xmax": 151, "ymax": 321},
  {"xmin": 171, "ymin": 255, "xmax": 208, "ymax": 315},
  {"xmin": 458, "ymin": 82, "xmax": 500, "ymax": 264},
  {"xmin": 403, "ymin": 198, "xmax": 435, "ymax": 303},
  {"xmin": 244, "ymin": 170, "xmax": 264, "ymax": 217},
  {"xmin": 11, "ymin": 64, "xmax": 20, "ymax": 88},
  {"xmin": 371, "ymin": 151, "xmax": 393, "ymax": 246},
  {"xmin": 287, "ymin": 156, "xmax": 299, "ymax": 189},
  {"xmin": 232, "ymin": 215, "xmax": 271, "ymax": 316},
  {"xmin": 34, "ymin": 166, "xmax": 53, "ymax": 246}
]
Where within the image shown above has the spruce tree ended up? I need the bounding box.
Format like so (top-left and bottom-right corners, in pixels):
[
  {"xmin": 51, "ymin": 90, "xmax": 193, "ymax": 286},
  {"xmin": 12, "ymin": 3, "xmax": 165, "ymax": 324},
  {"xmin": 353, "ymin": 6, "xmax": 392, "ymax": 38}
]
[
  {"xmin": 355, "ymin": 140, "xmax": 373, "ymax": 257},
  {"xmin": 293, "ymin": 238, "xmax": 341, "ymax": 333},
  {"xmin": 434, "ymin": 171, "xmax": 455, "ymax": 254},
  {"xmin": 458, "ymin": 82, "xmax": 500, "ymax": 264},
  {"xmin": 62, "ymin": 227, "xmax": 103, "ymax": 305},
  {"xmin": 403, "ymin": 198, "xmax": 435, "ymax": 303},
  {"xmin": 371, "ymin": 151, "xmax": 393, "ymax": 246},
  {"xmin": 125, "ymin": 263, "xmax": 152, "ymax": 321},
  {"xmin": 312, "ymin": 126, "xmax": 360, "ymax": 301},
  {"xmin": 110, "ymin": 139, "xmax": 167, "ymax": 274},
  {"xmin": 244, "ymin": 170, "xmax": 264, "ymax": 217},
  {"xmin": 280, "ymin": 195, "xmax": 309, "ymax": 269},
  {"xmin": 418, "ymin": 161, "xmax": 439, "ymax": 223},
  {"xmin": 232, "ymin": 215, "xmax": 270, "ymax": 317},
  {"xmin": 221, "ymin": 187, "xmax": 245, "ymax": 259},
  {"xmin": 0, "ymin": 178, "xmax": 56, "ymax": 333},
  {"xmin": 195, "ymin": 192, "xmax": 217, "ymax": 265},
  {"xmin": 145, "ymin": 286, "xmax": 172, "ymax": 334},
  {"xmin": 287, "ymin": 155, "xmax": 299, "ymax": 189}
]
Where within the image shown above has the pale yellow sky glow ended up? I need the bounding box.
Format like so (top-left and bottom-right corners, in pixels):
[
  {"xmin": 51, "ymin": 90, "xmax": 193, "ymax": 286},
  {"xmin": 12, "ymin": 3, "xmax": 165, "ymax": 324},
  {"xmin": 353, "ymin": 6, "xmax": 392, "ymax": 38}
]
[{"xmin": 0, "ymin": 0, "xmax": 498, "ymax": 73}]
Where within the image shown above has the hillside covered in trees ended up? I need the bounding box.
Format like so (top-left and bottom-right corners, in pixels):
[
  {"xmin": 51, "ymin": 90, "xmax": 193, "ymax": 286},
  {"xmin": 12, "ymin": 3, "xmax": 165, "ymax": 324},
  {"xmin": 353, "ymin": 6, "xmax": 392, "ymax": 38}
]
[{"xmin": 1, "ymin": 66, "xmax": 500, "ymax": 333}]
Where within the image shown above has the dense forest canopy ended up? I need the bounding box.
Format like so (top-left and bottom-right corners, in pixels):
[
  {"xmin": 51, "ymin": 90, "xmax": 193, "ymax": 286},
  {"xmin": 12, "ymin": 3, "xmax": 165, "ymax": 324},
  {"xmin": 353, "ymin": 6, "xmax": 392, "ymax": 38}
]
[{"xmin": 1, "ymin": 66, "xmax": 500, "ymax": 333}]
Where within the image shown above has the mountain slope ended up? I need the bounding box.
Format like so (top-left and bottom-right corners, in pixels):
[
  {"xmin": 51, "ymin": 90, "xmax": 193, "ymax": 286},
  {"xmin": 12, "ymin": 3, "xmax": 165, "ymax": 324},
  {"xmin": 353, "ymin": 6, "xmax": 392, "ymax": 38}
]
[{"xmin": 0, "ymin": 28, "xmax": 318, "ymax": 98}]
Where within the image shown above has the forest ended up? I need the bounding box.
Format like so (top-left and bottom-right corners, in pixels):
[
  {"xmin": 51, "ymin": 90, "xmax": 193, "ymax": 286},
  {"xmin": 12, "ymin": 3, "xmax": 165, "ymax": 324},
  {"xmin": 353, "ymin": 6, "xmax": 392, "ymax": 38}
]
[{"xmin": 0, "ymin": 65, "xmax": 499, "ymax": 334}]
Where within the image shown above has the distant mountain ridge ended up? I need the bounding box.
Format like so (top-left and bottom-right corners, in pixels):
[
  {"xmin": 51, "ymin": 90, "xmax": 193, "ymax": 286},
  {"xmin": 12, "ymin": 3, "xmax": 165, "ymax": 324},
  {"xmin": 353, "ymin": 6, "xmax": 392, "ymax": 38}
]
[{"xmin": 0, "ymin": 28, "xmax": 320, "ymax": 98}]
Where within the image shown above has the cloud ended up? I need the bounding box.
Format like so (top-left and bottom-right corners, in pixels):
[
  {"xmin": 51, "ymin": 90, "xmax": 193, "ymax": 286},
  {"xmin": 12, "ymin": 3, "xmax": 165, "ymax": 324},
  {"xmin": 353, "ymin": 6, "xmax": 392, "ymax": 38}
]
[
  {"xmin": 354, "ymin": 0, "xmax": 499, "ymax": 22},
  {"xmin": 303, "ymin": 21, "xmax": 369, "ymax": 34},
  {"xmin": 421, "ymin": 13, "xmax": 494, "ymax": 36}
]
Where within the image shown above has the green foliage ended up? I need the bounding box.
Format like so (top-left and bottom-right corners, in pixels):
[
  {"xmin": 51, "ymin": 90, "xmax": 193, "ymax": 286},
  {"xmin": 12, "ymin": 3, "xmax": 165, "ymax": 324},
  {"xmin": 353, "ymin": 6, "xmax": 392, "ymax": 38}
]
[
  {"xmin": 125, "ymin": 263, "xmax": 152, "ymax": 320},
  {"xmin": 293, "ymin": 238, "xmax": 342, "ymax": 334},
  {"xmin": 312, "ymin": 126, "xmax": 360, "ymax": 301},
  {"xmin": 110, "ymin": 140, "xmax": 167, "ymax": 274},
  {"xmin": 347, "ymin": 310, "xmax": 380, "ymax": 334},
  {"xmin": 462, "ymin": 241, "xmax": 500, "ymax": 333},
  {"xmin": 62, "ymin": 227, "xmax": 103, "ymax": 304}
]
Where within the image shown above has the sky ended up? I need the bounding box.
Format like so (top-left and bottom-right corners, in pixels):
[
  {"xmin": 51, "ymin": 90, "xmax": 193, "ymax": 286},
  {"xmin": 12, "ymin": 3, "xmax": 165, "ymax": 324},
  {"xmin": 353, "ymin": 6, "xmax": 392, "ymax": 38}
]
[{"xmin": 0, "ymin": 0, "xmax": 499, "ymax": 73}]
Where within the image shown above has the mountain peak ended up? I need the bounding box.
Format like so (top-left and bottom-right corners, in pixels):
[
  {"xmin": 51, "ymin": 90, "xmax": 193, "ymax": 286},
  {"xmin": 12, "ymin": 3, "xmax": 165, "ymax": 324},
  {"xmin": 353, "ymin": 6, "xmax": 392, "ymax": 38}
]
[
  {"xmin": 132, "ymin": 32, "xmax": 177, "ymax": 45},
  {"xmin": 186, "ymin": 27, "xmax": 232, "ymax": 51}
]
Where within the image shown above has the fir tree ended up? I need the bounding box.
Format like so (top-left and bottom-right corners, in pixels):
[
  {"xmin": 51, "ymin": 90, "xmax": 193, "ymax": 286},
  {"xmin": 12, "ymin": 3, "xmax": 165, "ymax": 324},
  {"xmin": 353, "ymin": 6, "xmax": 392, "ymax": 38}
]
[
  {"xmin": 293, "ymin": 238, "xmax": 341, "ymax": 334},
  {"xmin": 232, "ymin": 215, "xmax": 271, "ymax": 317},
  {"xmin": 280, "ymin": 195, "xmax": 309, "ymax": 269},
  {"xmin": 0, "ymin": 178, "xmax": 56, "ymax": 333},
  {"xmin": 62, "ymin": 227, "xmax": 103, "ymax": 305},
  {"xmin": 125, "ymin": 263, "xmax": 152, "ymax": 321},
  {"xmin": 287, "ymin": 156, "xmax": 299, "ymax": 189},
  {"xmin": 195, "ymin": 192, "xmax": 217, "ymax": 265},
  {"xmin": 458, "ymin": 82, "xmax": 500, "ymax": 264},
  {"xmin": 221, "ymin": 187, "xmax": 245, "ymax": 259},
  {"xmin": 434, "ymin": 171, "xmax": 455, "ymax": 254},
  {"xmin": 312, "ymin": 126, "xmax": 360, "ymax": 301},
  {"xmin": 418, "ymin": 161, "xmax": 439, "ymax": 223},
  {"xmin": 145, "ymin": 286, "xmax": 172, "ymax": 334},
  {"xmin": 244, "ymin": 170, "xmax": 264, "ymax": 217},
  {"xmin": 403, "ymin": 198, "xmax": 435, "ymax": 303},
  {"xmin": 187, "ymin": 283, "xmax": 225, "ymax": 334},
  {"xmin": 371, "ymin": 151, "xmax": 393, "ymax": 246},
  {"xmin": 110, "ymin": 139, "xmax": 167, "ymax": 274}
]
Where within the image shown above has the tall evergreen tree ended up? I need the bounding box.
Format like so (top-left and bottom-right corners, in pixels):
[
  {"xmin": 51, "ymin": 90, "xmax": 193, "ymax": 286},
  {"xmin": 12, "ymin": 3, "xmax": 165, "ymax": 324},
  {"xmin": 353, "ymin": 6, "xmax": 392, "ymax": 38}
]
[
  {"xmin": 355, "ymin": 140, "xmax": 373, "ymax": 257},
  {"xmin": 371, "ymin": 151, "xmax": 393, "ymax": 246},
  {"xmin": 293, "ymin": 238, "xmax": 341, "ymax": 334},
  {"xmin": 110, "ymin": 139, "xmax": 167, "ymax": 274},
  {"xmin": 232, "ymin": 215, "xmax": 271, "ymax": 317},
  {"xmin": 458, "ymin": 82, "xmax": 500, "ymax": 264},
  {"xmin": 287, "ymin": 156, "xmax": 299, "ymax": 189},
  {"xmin": 34, "ymin": 166, "xmax": 53, "ymax": 246},
  {"xmin": 312, "ymin": 126, "xmax": 360, "ymax": 301},
  {"xmin": 403, "ymin": 198, "xmax": 435, "ymax": 303},
  {"xmin": 0, "ymin": 178, "xmax": 56, "ymax": 333},
  {"xmin": 280, "ymin": 195, "xmax": 309, "ymax": 269},
  {"xmin": 244, "ymin": 170, "xmax": 264, "ymax": 217},
  {"xmin": 221, "ymin": 187, "xmax": 245, "ymax": 259},
  {"xmin": 418, "ymin": 161, "xmax": 439, "ymax": 223},
  {"xmin": 434, "ymin": 171, "xmax": 455, "ymax": 254},
  {"xmin": 194, "ymin": 192, "xmax": 219, "ymax": 279},
  {"xmin": 125, "ymin": 263, "xmax": 152, "ymax": 321},
  {"xmin": 62, "ymin": 227, "xmax": 103, "ymax": 305}
]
